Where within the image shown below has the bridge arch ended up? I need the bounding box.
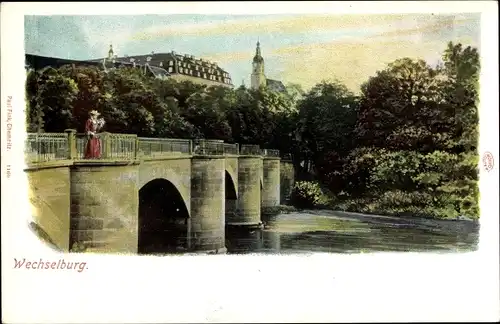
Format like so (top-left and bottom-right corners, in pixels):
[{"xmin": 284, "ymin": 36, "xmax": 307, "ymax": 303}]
[
  {"xmin": 138, "ymin": 178, "xmax": 190, "ymax": 254},
  {"xmin": 138, "ymin": 166, "xmax": 191, "ymax": 215},
  {"xmin": 225, "ymin": 170, "xmax": 237, "ymax": 200},
  {"xmin": 225, "ymin": 163, "xmax": 238, "ymax": 198}
]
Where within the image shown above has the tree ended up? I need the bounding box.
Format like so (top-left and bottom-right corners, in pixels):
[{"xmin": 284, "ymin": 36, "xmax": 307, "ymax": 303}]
[
  {"xmin": 184, "ymin": 85, "xmax": 234, "ymax": 141},
  {"xmin": 295, "ymin": 80, "xmax": 359, "ymax": 183},
  {"xmin": 59, "ymin": 65, "xmax": 108, "ymax": 132},
  {"xmin": 27, "ymin": 67, "xmax": 78, "ymax": 132},
  {"xmin": 355, "ymin": 58, "xmax": 443, "ymax": 152},
  {"xmin": 439, "ymin": 41, "xmax": 480, "ymax": 153}
]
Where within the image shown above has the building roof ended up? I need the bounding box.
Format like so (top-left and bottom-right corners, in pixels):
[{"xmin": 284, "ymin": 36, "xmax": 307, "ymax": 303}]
[
  {"xmin": 25, "ymin": 53, "xmax": 102, "ymax": 71},
  {"xmin": 90, "ymin": 52, "xmax": 229, "ymax": 73},
  {"xmin": 266, "ymin": 78, "xmax": 286, "ymax": 92},
  {"xmin": 91, "ymin": 51, "xmax": 233, "ymax": 86},
  {"xmin": 146, "ymin": 65, "xmax": 170, "ymax": 79},
  {"xmin": 26, "ymin": 51, "xmax": 233, "ymax": 86}
]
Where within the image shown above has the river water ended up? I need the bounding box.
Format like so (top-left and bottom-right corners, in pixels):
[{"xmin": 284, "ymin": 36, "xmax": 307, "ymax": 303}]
[{"xmin": 225, "ymin": 210, "xmax": 480, "ymax": 254}]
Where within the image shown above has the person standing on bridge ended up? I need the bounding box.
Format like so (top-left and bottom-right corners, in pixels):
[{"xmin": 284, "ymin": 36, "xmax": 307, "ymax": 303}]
[{"xmin": 84, "ymin": 110, "xmax": 105, "ymax": 159}]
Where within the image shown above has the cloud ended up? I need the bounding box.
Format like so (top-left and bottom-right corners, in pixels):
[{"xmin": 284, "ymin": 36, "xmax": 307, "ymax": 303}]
[
  {"xmin": 370, "ymin": 16, "xmax": 478, "ymax": 40},
  {"xmin": 79, "ymin": 19, "xmax": 138, "ymax": 58},
  {"xmin": 130, "ymin": 14, "xmax": 419, "ymax": 41},
  {"xmin": 275, "ymin": 35, "xmax": 479, "ymax": 93},
  {"xmin": 200, "ymin": 15, "xmax": 478, "ymax": 61},
  {"xmin": 199, "ymin": 15, "xmax": 480, "ymax": 92}
]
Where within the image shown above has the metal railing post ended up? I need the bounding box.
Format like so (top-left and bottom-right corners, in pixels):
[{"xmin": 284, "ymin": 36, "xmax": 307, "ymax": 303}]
[
  {"xmin": 64, "ymin": 129, "xmax": 77, "ymax": 159},
  {"xmin": 100, "ymin": 132, "xmax": 111, "ymax": 159}
]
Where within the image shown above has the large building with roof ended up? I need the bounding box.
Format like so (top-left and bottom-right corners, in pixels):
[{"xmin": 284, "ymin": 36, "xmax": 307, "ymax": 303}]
[
  {"xmin": 25, "ymin": 45, "xmax": 234, "ymax": 88},
  {"xmin": 250, "ymin": 41, "xmax": 287, "ymax": 93}
]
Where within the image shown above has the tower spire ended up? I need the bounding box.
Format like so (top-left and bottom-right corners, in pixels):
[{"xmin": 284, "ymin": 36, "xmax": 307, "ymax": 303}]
[
  {"xmin": 253, "ymin": 40, "xmax": 263, "ymax": 63},
  {"xmin": 108, "ymin": 44, "xmax": 114, "ymax": 59},
  {"xmin": 255, "ymin": 39, "xmax": 261, "ymax": 57}
]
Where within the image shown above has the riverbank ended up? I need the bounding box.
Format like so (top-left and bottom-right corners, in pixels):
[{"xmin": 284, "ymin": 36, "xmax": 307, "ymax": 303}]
[
  {"xmin": 261, "ymin": 205, "xmax": 479, "ymax": 234},
  {"xmin": 289, "ymin": 181, "xmax": 478, "ymax": 221},
  {"xmin": 249, "ymin": 207, "xmax": 480, "ymax": 254}
]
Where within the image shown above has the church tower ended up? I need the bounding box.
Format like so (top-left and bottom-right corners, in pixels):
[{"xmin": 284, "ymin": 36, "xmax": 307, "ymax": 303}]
[{"xmin": 250, "ymin": 41, "xmax": 266, "ymax": 90}]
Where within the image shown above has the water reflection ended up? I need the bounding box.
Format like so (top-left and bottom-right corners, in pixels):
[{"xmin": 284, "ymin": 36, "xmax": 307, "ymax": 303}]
[{"xmin": 226, "ymin": 210, "xmax": 480, "ymax": 254}]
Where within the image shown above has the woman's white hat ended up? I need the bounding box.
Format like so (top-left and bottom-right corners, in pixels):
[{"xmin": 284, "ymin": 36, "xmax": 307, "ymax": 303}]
[{"xmin": 89, "ymin": 110, "xmax": 101, "ymax": 116}]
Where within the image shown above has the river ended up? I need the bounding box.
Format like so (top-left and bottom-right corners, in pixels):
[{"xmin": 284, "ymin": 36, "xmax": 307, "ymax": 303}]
[{"xmin": 225, "ymin": 209, "xmax": 480, "ymax": 254}]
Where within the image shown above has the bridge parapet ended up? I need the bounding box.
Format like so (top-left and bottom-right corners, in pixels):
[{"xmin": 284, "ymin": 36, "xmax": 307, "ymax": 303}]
[
  {"xmin": 74, "ymin": 132, "xmax": 138, "ymax": 160},
  {"xmin": 193, "ymin": 139, "xmax": 224, "ymax": 156},
  {"xmin": 24, "ymin": 131, "xmax": 288, "ymax": 163},
  {"xmin": 261, "ymin": 149, "xmax": 280, "ymax": 158},
  {"xmin": 240, "ymin": 144, "xmax": 261, "ymax": 156},
  {"xmin": 25, "ymin": 133, "xmax": 69, "ymax": 163},
  {"xmin": 138, "ymin": 137, "xmax": 192, "ymax": 157},
  {"xmin": 223, "ymin": 143, "xmax": 239, "ymax": 156}
]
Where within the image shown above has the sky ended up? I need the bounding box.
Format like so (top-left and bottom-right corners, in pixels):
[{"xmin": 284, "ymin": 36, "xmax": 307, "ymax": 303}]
[{"xmin": 24, "ymin": 14, "xmax": 480, "ymax": 92}]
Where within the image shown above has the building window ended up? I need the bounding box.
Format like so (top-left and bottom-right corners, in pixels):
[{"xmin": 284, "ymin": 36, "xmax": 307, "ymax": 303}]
[
  {"xmin": 169, "ymin": 67, "xmax": 173, "ymax": 73},
  {"xmin": 169, "ymin": 61, "xmax": 173, "ymax": 66},
  {"xmin": 203, "ymin": 73, "xmax": 207, "ymax": 79},
  {"xmin": 179, "ymin": 67, "xmax": 183, "ymax": 73}
]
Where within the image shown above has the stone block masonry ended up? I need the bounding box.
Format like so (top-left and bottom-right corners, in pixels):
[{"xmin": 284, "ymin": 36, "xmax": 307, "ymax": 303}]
[
  {"xmin": 262, "ymin": 158, "xmax": 281, "ymax": 207},
  {"xmin": 26, "ymin": 166, "xmax": 72, "ymax": 251},
  {"xmin": 280, "ymin": 161, "xmax": 295, "ymax": 204},
  {"xmin": 231, "ymin": 156, "xmax": 264, "ymax": 226},
  {"xmin": 190, "ymin": 156, "xmax": 226, "ymax": 252},
  {"xmin": 69, "ymin": 163, "xmax": 139, "ymax": 253}
]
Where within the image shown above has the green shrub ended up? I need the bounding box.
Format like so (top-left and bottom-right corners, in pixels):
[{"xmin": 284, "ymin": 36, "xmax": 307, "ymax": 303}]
[{"xmin": 291, "ymin": 181, "xmax": 327, "ymax": 208}]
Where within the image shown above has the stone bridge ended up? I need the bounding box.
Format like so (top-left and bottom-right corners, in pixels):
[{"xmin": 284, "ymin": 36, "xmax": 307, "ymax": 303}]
[{"xmin": 24, "ymin": 131, "xmax": 295, "ymax": 254}]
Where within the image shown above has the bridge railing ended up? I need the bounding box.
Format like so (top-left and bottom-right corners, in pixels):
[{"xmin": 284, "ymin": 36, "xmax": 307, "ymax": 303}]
[
  {"xmin": 240, "ymin": 144, "xmax": 261, "ymax": 156},
  {"xmin": 223, "ymin": 143, "xmax": 239, "ymax": 155},
  {"xmin": 76, "ymin": 132, "xmax": 137, "ymax": 160},
  {"xmin": 24, "ymin": 131, "xmax": 287, "ymax": 162},
  {"xmin": 24, "ymin": 133, "xmax": 69, "ymax": 163},
  {"xmin": 138, "ymin": 137, "xmax": 192, "ymax": 157},
  {"xmin": 106, "ymin": 133, "xmax": 137, "ymax": 159},
  {"xmin": 261, "ymin": 149, "xmax": 280, "ymax": 157},
  {"xmin": 193, "ymin": 139, "xmax": 224, "ymax": 156}
]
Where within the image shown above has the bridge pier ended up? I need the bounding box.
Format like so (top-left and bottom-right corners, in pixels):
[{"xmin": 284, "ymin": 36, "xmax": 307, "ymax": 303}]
[
  {"xmin": 280, "ymin": 159, "xmax": 295, "ymax": 205},
  {"xmin": 228, "ymin": 155, "xmax": 264, "ymax": 227},
  {"xmin": 190, "ymin": 156, "xmax": 227, "ymax": 253},
  {"xmin": 262, "ymin": 157, "xmax": 281, "ymax": 208},
  {"xmin": 69, "ymin": 162, "xmax": 140, "ymax": 253}
]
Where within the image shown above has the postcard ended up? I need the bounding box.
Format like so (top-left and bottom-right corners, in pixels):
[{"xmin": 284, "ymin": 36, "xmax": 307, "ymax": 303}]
[{"xmin": 2, "ymin": 1, "xmax": 499, "ymax": 323}]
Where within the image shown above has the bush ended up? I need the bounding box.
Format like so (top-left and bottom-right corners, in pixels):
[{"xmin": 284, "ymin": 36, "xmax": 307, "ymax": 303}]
[
  {"xmin": 328, "ymin": 189, "xmax": 479, "ymax": 220},
  {"xmin": 291, "ymin": 181, "xmax": 327, "ymax": 209}
]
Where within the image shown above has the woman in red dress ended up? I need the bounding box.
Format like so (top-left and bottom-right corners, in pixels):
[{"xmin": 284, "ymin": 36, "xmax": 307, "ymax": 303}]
[{"xmin": 84, "ymin": 110, "xmax": 105, "ymax": 159}]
